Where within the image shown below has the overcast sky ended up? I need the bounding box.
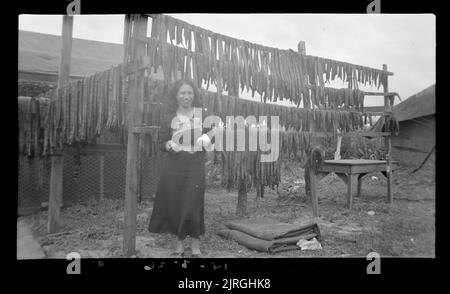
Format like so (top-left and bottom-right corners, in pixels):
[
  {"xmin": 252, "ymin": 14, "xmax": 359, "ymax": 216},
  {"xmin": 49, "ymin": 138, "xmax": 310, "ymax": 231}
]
[{"xmin": 19, "ymin": 14, "xmax": 435, "ymax": 107}]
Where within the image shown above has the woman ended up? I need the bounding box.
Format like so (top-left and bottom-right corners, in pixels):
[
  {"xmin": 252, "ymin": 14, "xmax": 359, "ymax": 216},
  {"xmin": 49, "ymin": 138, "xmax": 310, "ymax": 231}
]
[{"xmin": 148, "ymin": 79, "xmax": 213, "ymax": 257}]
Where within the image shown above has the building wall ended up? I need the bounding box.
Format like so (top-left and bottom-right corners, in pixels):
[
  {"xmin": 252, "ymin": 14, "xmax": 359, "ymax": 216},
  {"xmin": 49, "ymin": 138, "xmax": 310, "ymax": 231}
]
[{"xmin": 391, "ymin": 115, "xmax": 435, "ymax": 166}]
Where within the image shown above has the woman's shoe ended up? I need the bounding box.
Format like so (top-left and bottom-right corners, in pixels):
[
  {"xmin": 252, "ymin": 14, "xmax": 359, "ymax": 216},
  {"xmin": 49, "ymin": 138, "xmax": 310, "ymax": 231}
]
[
  {"xmin": 191, "ymin": 252, "xmax": 202, "ymax": 258},
  {"xmin": 170, "ymin": 251, "xmax": 183, "ymax": 257},
  {"xmin": 172, "ymin": 238, "xmax": 184, "ymax": 256},
  {"xmin": 190, "ymin": 238, "xmax": 202, "ymax": 257}
]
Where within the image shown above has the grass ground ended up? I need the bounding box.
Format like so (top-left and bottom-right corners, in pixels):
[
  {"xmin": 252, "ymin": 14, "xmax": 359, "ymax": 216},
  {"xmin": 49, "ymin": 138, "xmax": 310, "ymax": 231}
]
[{"xmin": 23, "ymin": 159, "xmax": 435, "ymax": 258}]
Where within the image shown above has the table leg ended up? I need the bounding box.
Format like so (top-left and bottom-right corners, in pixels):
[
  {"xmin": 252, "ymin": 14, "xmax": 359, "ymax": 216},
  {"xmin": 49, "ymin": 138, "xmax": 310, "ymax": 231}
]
[
  {"xmin": 387, "ymin": 168, "xmax": 393, "ymax": 204},
  {"xmin": 335, "ymin": 173, "xmax": 354, "ymax": 209},
  {"xmin": 309, "ymin": 168, "xmax": 319, "ymax": 217},
  {"xmin": 347, "ymin": 174, "xmax": 356, "ymax": 210},
  {"xmin": 357, "ymin": 173, "xmax": 367, "ymax": 198},
  {"xmin": 381, "ymin": 170, "xmax": 394, "ymax": 204}
]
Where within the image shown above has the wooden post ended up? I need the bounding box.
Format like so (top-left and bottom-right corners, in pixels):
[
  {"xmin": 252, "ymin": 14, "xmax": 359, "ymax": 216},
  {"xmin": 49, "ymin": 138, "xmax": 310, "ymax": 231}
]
[
  {"xmin": 48, "ymin": 155, "xmax": 64, "ymax": 233},
  {"xmin": 48, "ymin": 15, "xmax": 73, "ymax": 234},
  {"xmin": 213, "ymin": 79, "xmax": 224, "ymax": 165},
  {"xmin": 309, "ymin": 167, "xmax": 319, "ymax": 217},
  {"xmin": 227, "ymin": 78, "xmax": 249, "ymax": 216},
  {"xmin": 98, "ymin": 134, "xmax": 105, "ymax": 201},
  {"xmin": 383, "ymin": 64, "xmax": 393, "ymax": 204},
  {"xmin": 57, "ymin": 16, "xmax": 74, "ymax": 89},
  {"xmin": 298, "ymin": 41, "xmax": 317, "ymax": 204},
  {"xmin": 137, "ymin": 132, "xmax": 145, "ymax": 204},
  {"xmin": 237, "ymin": 181, "xmax": 247, "ymax": 217},
  {"xmin": 334, "ymin": 132, "xmax": 342, "ymax": 160},
  {"xmin": 297, "ymin": 41, "xmax": 306, "ymax": 55},
  {"xmin": 123, "ymin": 14, "xmax": 148, "ymax": 257},
  {"xmin": 298, "ymin": 41, "xmax": 310, "ymax": 110},
  {"xmin": 99, "ymin": 156, "xmax": 104, "ymax": 201}
]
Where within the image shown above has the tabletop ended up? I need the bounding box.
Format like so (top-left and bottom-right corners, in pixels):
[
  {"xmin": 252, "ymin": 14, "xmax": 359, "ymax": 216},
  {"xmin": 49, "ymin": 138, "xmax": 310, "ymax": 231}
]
[{"xmin": 323, "ymin": 159, "xmax": 398, "ymax": 166}]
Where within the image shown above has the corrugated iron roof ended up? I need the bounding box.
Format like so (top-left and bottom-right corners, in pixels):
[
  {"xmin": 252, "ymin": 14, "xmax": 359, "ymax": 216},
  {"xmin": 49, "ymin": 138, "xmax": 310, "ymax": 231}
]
[
  {"xmin": 19, "ymin": 30, "xmax": 123, "ymax": 77},
  {"xmin": 392, "ymin": 84, "xmax": 435, "ymax": 122},
  {"xmin": 370, "ymin": 84, "xmax": 435, "ymax": 132}
]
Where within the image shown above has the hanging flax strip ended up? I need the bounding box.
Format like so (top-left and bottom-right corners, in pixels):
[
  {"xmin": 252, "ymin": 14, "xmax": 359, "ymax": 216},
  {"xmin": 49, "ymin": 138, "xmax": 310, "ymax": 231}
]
[
  {"xmin": 140, "ymin": 14, "xmax": 390, "ymax": 109},
  {"xmin": 218, "ymin": 126, "xmax": 339, "ymax": 191},
  {"xmin": 18, "ymin": 65, "xmax": 161, "ymax": 159},
  {"xmin": 18, "ymin": 66, "xmax": 364, "ymax": 159}
]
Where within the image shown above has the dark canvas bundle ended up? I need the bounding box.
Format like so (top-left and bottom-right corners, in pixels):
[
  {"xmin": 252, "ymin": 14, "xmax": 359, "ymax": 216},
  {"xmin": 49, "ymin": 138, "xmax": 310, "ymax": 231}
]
[{"xmin": 218, "ymin": 218, "xmax": 321, "ymax": 253}]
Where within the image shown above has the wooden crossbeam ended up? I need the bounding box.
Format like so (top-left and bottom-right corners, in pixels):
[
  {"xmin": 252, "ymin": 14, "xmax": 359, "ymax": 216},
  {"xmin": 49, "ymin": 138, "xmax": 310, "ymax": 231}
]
[
  {"xmin": 132, "ymin": 125, "xmax": 160, "ymax": 134},
  {"xmin": 364, "ymin": 91, "xmax": 398, "ymax": 97},
  {"xmin": 363, "ymin": 106, "xmax": 386, "ymax": 113},
  {"xmin": 343, "ymin": 131, "xmax": 391, "ymax": 138}
]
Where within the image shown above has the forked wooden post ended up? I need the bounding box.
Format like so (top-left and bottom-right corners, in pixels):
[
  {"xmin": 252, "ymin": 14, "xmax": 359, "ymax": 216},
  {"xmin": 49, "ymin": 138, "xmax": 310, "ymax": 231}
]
[
  {"xmin": 383, "ymin": 64, "xmax": 394, "ymax": 204},
  {"xmin": 48, "ymin": 15, "xmax": 73, "ymax": 234},
  {"xmin": 123, "ymin": 14, "xmax": 148, "ymax": 257}
]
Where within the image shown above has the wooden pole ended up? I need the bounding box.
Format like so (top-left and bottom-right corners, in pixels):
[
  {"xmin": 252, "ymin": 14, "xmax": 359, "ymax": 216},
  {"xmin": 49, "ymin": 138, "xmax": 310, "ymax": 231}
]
[
  {"xmin": 299, "ymin": 41, "xmax": 315, "ymax": 206},
  {"xmin": 48, "ymin": 15, "xmax": 73, "ymax": 234},
  {"xmin": 123, "ymin": 14, "xmax": 148, "ymax": 257},
  {"xmin": 229, "ymin": 74, "xmax": 249, "ymax": 216},
  {"xmin": 297, "ymin": 41, "xmax": 306, "ymax": 55},
  {"xmin": 213, "ymin": 77, "xmax": 224, "ymax": 165},
  {"xmin": 308, "ymin": 167, "xmax": 319, "ymax": 217},
  {"xmin": 383, "ymin": 64, "xmax": 393, "ymax": 204},
  {"xmin": 48, "ymin": 155, "xmax": 64, "ymax": 233},
  {"xmin": 99, "ymin": 156, "xmax": 104, "ymax": 201},
  {"xmin": 98, "ymin": 134, "xmax": 105, "ymax": 201},
  {"xmin": 334, "ymin": 130, "xmax": 342, "ymax": 160},
  {"xmin": 57, "ymin": 16, "xmax": 74, "ymax": 89},
  {"xmin": 236, "ymin": 181, "xmax": 247, "ymax": 217}
]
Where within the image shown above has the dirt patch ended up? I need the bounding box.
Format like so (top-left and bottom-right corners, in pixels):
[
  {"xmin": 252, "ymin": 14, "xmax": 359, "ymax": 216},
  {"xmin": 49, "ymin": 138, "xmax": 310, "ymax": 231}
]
[{"xmin": 26, "ymin": 160, "xmax": 435, "ymax": 258}]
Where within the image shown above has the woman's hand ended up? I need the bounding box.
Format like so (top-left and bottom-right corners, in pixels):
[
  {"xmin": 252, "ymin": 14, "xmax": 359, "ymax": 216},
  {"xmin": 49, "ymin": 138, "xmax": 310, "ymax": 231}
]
[
  {"xmin": 196, "ymin": 134, "xmax": 213, "ymax": 151},
  {"xmin": 166, "ymin": 140, "xmax": 180, "ymax": 153}
]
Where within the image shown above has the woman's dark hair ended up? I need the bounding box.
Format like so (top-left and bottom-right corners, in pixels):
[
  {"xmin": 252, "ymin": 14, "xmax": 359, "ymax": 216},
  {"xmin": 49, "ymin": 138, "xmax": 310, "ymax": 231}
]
[{"xmin": 166, "ymin": 79, "xmax": 202, "ymax": 112}]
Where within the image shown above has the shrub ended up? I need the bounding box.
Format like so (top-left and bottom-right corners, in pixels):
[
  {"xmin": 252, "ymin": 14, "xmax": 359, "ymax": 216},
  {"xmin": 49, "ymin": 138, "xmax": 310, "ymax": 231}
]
[{"xmin": 340, "ymin": 136, "xmax": 386, "ymax": 160}]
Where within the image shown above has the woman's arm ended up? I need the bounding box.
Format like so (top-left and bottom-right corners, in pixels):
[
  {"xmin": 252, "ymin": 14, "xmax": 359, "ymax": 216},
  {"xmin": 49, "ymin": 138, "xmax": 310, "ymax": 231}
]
[{"xmin": 158, "ymin": 112, "xmax": 174, "ymax": 152}]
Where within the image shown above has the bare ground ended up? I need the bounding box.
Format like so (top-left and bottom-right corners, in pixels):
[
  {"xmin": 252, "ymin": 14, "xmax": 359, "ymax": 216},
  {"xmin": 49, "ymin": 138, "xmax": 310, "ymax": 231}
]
[{"xmin": 23, "ymin": 160, "xmax": 435, "ymax": 258}]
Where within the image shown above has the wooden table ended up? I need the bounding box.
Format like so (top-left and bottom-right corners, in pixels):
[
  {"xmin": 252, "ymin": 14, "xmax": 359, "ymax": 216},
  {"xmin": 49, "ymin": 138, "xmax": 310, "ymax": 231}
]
[{"xmin": 309, "ymin": 159, "xmax": 398, "ymax": 216}]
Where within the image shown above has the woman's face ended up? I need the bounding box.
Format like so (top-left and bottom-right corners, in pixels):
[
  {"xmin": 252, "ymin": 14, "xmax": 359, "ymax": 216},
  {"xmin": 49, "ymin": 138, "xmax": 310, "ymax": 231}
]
[{"xmin": 176, "ymin": 84, "xmax": 194, "ymax": 109}]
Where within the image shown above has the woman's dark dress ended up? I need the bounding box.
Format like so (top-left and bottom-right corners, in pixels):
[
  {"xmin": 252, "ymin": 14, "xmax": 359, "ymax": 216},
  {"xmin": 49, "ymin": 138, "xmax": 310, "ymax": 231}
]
[{"xmin": 148, "ymin": 108, "xmax": 210, "ymax": 239}]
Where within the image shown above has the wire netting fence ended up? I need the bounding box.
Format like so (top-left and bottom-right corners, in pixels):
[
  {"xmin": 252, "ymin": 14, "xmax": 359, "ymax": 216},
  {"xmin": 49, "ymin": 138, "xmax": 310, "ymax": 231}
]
[{"xmin": 18, "ymin": 152, "xmax": 160, "ymax": 216}]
